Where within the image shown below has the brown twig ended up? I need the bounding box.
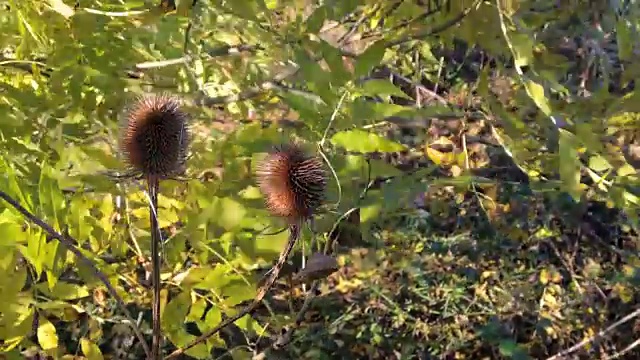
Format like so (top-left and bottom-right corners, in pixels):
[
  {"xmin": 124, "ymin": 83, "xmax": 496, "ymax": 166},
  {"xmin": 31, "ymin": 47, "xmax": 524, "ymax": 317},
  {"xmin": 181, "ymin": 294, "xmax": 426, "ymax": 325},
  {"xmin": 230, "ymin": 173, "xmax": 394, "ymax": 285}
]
[
  {"xmin": 385, "ymin": 1, "xmax": 479, "ymax": 48},
  {"xmin": 387, "ymin": 70, "xmax": 449, "ymax": 105},
  {"xmin": 164, "ymin": 223, "xmax": 302, "ymax": 359},
  {"xmin": 348, "ymin": 1, "xmax": 446, "ymax": 45},
  {"xmin": 252, "ymin": 209, "xmax": 348, "ymax": 359},
  {"xmin": 251, "ymin": 281, "xmax": 321, "ymax": 360},
  {"xmin": 0, "ymin": 190, "xmax": 152, "ymax": 358}
]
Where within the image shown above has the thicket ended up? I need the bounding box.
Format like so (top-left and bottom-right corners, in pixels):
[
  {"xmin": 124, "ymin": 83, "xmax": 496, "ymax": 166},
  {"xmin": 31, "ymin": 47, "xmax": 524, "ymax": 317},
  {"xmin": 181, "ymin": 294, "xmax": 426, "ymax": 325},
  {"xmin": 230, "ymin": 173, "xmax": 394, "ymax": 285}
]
[{"xmin": 1, "ymin": 0, "xmax": 640, "ymax": 359}]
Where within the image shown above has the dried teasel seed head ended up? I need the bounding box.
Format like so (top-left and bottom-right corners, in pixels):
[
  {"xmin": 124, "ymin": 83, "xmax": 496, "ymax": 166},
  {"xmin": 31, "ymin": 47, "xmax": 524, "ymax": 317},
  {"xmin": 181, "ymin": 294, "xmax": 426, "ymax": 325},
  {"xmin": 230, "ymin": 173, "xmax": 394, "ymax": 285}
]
[
  {"xmin": 256, "ymin": 143, "xmax": 327, "ymax": 221},
  {"xmin": 120, "ymin": 93, "xmax": 189, "ymax": 179}
]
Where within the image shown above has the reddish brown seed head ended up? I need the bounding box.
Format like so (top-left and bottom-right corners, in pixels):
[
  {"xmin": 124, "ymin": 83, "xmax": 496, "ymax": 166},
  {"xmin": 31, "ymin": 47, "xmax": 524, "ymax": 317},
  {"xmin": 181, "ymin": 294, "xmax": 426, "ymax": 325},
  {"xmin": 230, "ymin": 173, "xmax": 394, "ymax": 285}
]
[
  {"xmin": 256, "ymin": 143, "xmax": 327, "ymax": 221},
  {"xmin": 120, "ymin": 94, "xmax": 189, "ymax": 178}
]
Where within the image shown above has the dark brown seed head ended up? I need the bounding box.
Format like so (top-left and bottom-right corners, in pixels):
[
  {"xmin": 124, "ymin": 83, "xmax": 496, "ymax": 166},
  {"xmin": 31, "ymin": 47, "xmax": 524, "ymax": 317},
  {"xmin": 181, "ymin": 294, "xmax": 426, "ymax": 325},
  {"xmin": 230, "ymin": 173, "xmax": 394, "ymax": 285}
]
[
  {"xmin": 256, "ymin": 143, "xmax": 327, "ymax": 221},
  {"xmin": 120, "ymin": 94, "xmax": 189, "ymax": 178}
]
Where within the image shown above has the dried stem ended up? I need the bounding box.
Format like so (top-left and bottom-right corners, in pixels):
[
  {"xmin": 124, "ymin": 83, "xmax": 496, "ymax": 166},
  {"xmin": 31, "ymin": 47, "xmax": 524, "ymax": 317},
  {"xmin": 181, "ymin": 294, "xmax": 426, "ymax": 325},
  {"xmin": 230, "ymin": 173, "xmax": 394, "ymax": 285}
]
[
  {"xmin": 0, "ymin": 190, "xmax": 152, "ymax": 358},
  {"xmin": 165, "ymin": 223, "xmax": 302, "ymax": 359},
  {"xmin": 148, "ymin": 176, "xmax": 163, "ymax": 359},
  {"xmin": 254, "ymin": 212, "xmax": 343, "ymax": 358}
]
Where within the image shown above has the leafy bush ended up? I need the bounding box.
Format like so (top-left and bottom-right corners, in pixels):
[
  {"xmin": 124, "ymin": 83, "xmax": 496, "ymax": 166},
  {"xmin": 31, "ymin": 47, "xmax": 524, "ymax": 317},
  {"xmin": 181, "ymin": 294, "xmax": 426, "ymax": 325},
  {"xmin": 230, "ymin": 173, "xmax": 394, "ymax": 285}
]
[{"xmin": 1, "ymin": 0, "xmax": 640, "ymax": 359}]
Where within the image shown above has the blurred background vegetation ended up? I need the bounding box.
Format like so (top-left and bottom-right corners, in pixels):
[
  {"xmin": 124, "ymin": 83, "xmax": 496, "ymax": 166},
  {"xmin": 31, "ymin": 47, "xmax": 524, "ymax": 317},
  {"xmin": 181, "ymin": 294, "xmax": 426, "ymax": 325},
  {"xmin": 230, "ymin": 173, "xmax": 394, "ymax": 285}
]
[{"xmin": 2, "ymin": 0, "xmax": 640, "ymax": 359}]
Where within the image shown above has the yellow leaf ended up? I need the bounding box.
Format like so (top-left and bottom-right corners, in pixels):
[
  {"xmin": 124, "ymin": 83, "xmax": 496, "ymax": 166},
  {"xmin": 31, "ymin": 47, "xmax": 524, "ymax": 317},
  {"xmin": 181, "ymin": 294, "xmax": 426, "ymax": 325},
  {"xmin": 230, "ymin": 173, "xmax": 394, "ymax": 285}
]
[
  {"xmin": 623, "ymin": 264, "xmax": 636, "ymax": 278},
  {"xmin": 539, "ymin": 268, "xmax": 549, "ymax": 285},
  {"xmin": 81, "ymin": 338, "xmax": 104, "ymax": 360},
  {"xmin": 426, "ymin": 147, "xmax": 446, "ymax": 165},
  {"xmin": 543, "ymin": 292, "xmax": 558, "ymax": 308},
  {"xmin": 481, "ymin": 270, "xmax": 495, "ymax": 281},
  {"xmin": 450, "ymin": 165, "xmax": 463, "ymax": 177},
  {"xmin": 614, "ymin": 283, "xmax": 634, "ymax": 303},
  {"xmin": 37, "ymin": 319, "xmax": 58, "ymax": 350}
]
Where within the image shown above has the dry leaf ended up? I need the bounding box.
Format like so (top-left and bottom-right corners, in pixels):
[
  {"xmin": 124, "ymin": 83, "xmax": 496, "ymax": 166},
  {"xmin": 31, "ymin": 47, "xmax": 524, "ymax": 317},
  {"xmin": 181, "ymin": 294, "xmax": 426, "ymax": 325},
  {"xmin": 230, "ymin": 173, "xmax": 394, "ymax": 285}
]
[{"xmin": 291, "ymin": 253, "xmax": 339, "ymax": 285}]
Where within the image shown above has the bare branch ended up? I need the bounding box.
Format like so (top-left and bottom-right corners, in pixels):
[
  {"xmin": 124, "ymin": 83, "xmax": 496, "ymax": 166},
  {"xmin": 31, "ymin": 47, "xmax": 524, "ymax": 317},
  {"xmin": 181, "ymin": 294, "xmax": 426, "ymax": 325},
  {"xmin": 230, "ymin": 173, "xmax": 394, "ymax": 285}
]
[
  {"xmin": 193, "ymin": 64, "xmax": 324, "ymax": 107},
  {"xmin": 606, "ymin": 337, "xmax": 640, "ymax": 359},
  {"xmin": 546, "ymin": 307, "xmax": 640, "ymax": 360},
  {"xmin": 0, "ymin": 190, "xmax": 152, "ymax": 359},
  {"xmin": 135, "ymin": 44, "xmax": 260, "ymax": 70}
]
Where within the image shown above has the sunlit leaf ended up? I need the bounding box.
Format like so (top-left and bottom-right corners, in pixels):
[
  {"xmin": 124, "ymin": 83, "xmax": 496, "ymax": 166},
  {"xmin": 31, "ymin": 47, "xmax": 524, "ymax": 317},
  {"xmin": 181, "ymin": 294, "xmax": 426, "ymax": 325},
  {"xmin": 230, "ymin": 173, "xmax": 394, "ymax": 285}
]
[
  {"xmin": 331, "ymin": 130, "xmax": 405, "ymax": 153},
  {"xmin": 524, "ymin": 79, "xmax": 552, "ymax": 116},
  {"xmin": 510, "ymin": 33, "xmax": 534, "ymax": 68},
  {"xmin": 80, "ymin": 338, "xmax": 104, "ymax": 360},
  {"xmin": 358, "ymin": 79, "xmax": 411, "ymax": 99},
  {"xmin": 37, "ymin": 319, "xmax": 58, "ymax": 351},
  {"xmin": 36, "ymin": 281, "xmax": 90, "ymax": 300}
]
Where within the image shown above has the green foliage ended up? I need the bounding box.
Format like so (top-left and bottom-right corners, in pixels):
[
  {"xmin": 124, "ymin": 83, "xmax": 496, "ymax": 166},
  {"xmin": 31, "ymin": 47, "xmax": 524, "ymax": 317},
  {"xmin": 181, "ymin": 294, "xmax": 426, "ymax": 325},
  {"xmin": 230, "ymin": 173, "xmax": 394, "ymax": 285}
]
[{"xmin": 1, "ymin": 0, "xmax": 640, "ymax": 359}]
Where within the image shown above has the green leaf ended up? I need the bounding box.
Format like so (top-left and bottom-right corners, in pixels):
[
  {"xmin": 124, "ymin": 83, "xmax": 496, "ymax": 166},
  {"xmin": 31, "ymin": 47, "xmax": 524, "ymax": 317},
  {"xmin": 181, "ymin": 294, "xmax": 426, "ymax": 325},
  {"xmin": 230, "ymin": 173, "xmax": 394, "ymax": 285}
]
[
  {"xmin": 186, "ymin": 298, "xmax": 207, "ymax": 322},
  {"xmin": 221, "ymin": 279, "xmax": 256, "ymax": 307},
  {"xmin": 0, "ymin": 217, "xmax": 23, "ymax": 247},
  {"xmin": 305, "ymin": 6, "xmax": 327, "ymax": 33},
  {"xmin": 339, "ymin": 155, "xmax": 403, "ymax": 180},
  {"xmin": 617, "ymin": 19, "xmax": 632, "ymax": 61},
  {"xmin": 330, "ymin": 130, "xmax": 406, "ymax": 153},
  {"xmin": 199, "ymin": 197, "xmax": 247, "ymax": 231},
  {"xmin": 80, "ymin": 338, "xmax": 104, "ymax": 360},
  {"xmin": 510, "ymin": 33, "xmax": 534, "ymax": 68},
  {"xmin": 358, "ymin": 79, "xmax": 411, "ymax": 99},
  {"xmin": 354, "ymin": 41, "xmax": 387, "ymax": 78},
  {"xmin": 0, "ymin": 262, "xmax": 27, "ymax": 301},
  {"xmin": 319, "ymin": 41, "xmax": 351, "ymax": 87},
  {"xmin": 524, "ymin": 79, "xmax": 552, "ymax": 116},
  {"xmin": 68, "ymin": 196, "xmax": 93, "ymax": 244},
  {"xmin": 36, "ymin": 281, "xmax": 90, "ymax": 300},
  {"xmin": 21, "ymin": 232, "xmax": 47, "ymax": 277},
  {"xmin": 194, "ymin": 264, "xmax": 230, "ymax": 290},
  {"xmin": 558, "ymin": 129, "xmax": 582, "ymax": 201},
  {"xmin": 0, "ymin": 157, "xmax": 33, "ymax": 213},
  {"xmin": 162, "ymin": 291, "xmax": 190, "ymax": 331},
  {"xmin": 200, "ymin": 306, "xmax": 222, "ymax": 333},
  {"xmin": 588, "ymin": 155, "xmax": 612, "ymax": 172},
  {"xmin": 0, "ymin": 296, "xmax": 34, "ymax": 352},
  {"xmin": 234, "ymin": 313, "xmax": 266, "ymax": 336},
  {"xmin": 499, "ymin": 339, "xmax": 532, "ymax": 360},
  {"xmin": 226, "ymin": 0, "xmax": 264, "ymax": 21},
  {"xmin": 161, "ymin": 290, "xmax": 210, "ymax": 359},
  {"xmin": 37, "ymin": 319, "xmax": 58, "ymax": 351}
]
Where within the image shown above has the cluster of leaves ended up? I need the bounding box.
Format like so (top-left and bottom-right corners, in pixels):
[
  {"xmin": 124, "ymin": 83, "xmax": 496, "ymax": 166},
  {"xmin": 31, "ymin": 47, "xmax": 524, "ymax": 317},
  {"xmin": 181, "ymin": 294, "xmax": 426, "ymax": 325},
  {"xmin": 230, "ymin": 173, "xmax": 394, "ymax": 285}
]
[{"xmin": 2, "ymin": 0, "xmax": 640, "ymax": 359}]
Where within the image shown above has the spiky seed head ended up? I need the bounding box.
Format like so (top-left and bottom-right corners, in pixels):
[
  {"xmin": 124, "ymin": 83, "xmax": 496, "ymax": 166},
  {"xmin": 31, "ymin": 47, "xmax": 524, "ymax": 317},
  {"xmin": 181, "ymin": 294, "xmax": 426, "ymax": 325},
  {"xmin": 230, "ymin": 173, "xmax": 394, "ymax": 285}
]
[
  {"xmin": 120, "ymin": 94, "xmax": 189, "ymax": 178},
  {"xmin": 256, "ymin": 143, "xmax": 327, "ymax": 221}
]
